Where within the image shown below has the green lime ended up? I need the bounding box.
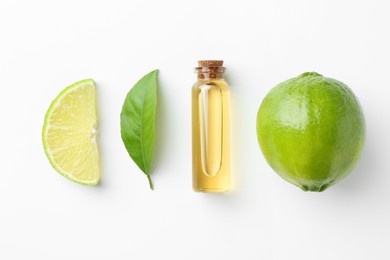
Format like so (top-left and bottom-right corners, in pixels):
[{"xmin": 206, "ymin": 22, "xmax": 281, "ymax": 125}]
[
  {"xmin": 42, "ymin": 79, "xmax": 100, "ymax": 185},
  {"xmin": 256, "ymin": 72, "xmax": 365, "ymax": 192}
]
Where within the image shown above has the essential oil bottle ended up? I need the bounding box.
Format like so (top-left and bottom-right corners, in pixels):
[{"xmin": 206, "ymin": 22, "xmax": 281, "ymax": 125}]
[{"xmin": 192, "ymin": 60, "xmax": 230, "ymax": 192}]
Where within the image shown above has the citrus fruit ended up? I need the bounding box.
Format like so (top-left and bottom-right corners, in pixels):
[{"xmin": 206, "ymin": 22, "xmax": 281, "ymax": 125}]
[
  {"xmin": 42, "ymin": 79, "xmax": 100, "ymax": 185},
  {"xmin": 256, "ymin": 72, "xmax": 365, "ymax": 192}
]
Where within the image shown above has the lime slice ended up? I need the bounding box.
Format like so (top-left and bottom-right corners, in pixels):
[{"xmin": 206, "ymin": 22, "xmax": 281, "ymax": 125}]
[{"xmin": 42, "ymin": 79, "xmax": 100, "ymax": 185}]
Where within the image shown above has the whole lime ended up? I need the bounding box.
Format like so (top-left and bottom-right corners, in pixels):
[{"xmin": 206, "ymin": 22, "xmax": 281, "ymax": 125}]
[{"xmin": 257, "ymin": 72, "xmax": 365, "ymax": 192}]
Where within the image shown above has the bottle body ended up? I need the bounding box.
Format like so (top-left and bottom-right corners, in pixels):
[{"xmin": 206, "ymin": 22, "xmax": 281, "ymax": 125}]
[{"xmin": 192, "ymin": 77, "xmax": 230, "ymax": 192}]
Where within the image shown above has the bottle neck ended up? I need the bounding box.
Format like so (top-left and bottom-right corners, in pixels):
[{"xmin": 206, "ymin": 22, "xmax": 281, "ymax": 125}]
[{"xmin": 195, "ymin": 66, "xmax": 225, "ymax": 80}]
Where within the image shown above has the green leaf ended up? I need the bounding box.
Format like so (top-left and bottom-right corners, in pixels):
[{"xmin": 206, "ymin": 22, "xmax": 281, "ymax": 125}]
[{"xmin": 120, "ymin": 70, "xmax": 158, "ymax": 190}]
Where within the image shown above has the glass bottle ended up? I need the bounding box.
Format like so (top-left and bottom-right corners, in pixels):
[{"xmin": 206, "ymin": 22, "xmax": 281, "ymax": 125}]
[{"xmin": 192, "ymin": 60, "xmax": 230, "ymax": 192}]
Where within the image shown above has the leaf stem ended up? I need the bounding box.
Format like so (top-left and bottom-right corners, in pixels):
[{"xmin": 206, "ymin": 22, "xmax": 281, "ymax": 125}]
[{"xmin": 147, "ymin": 175, "xmax": 154, "ymax": 190}]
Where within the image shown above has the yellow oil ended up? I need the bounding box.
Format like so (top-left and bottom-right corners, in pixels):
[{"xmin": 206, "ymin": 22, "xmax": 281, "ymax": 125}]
[{"xmin": 192, "ymin": 78, "xmax": 230, "ymax": 192}]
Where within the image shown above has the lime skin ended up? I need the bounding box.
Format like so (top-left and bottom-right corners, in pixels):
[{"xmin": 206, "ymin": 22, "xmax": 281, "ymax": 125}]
[{"xmin": 257, "ymin": 72, "xmax": 365, "ymax": 192}]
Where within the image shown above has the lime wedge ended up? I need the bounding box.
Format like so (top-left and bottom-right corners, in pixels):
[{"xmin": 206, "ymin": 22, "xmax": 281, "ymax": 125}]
[{"xmin": 42, "ymin": 79, "xmax": 100, "ymax": 185}]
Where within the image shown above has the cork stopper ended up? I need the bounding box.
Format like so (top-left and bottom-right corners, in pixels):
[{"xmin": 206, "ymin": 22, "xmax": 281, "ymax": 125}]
[
  {"xmin": 195, "ymin": 60, "xmax": 225, "ymax": 79},
  {"xmin": 198, "ymin": 60, "xmax": 224, "ymax": 67}
]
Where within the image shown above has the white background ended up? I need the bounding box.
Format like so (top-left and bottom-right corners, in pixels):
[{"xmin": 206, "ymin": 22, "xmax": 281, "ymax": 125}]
[{"xmin": 1, "ymin": 0, "xmax": 389, "ymax": 259}]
